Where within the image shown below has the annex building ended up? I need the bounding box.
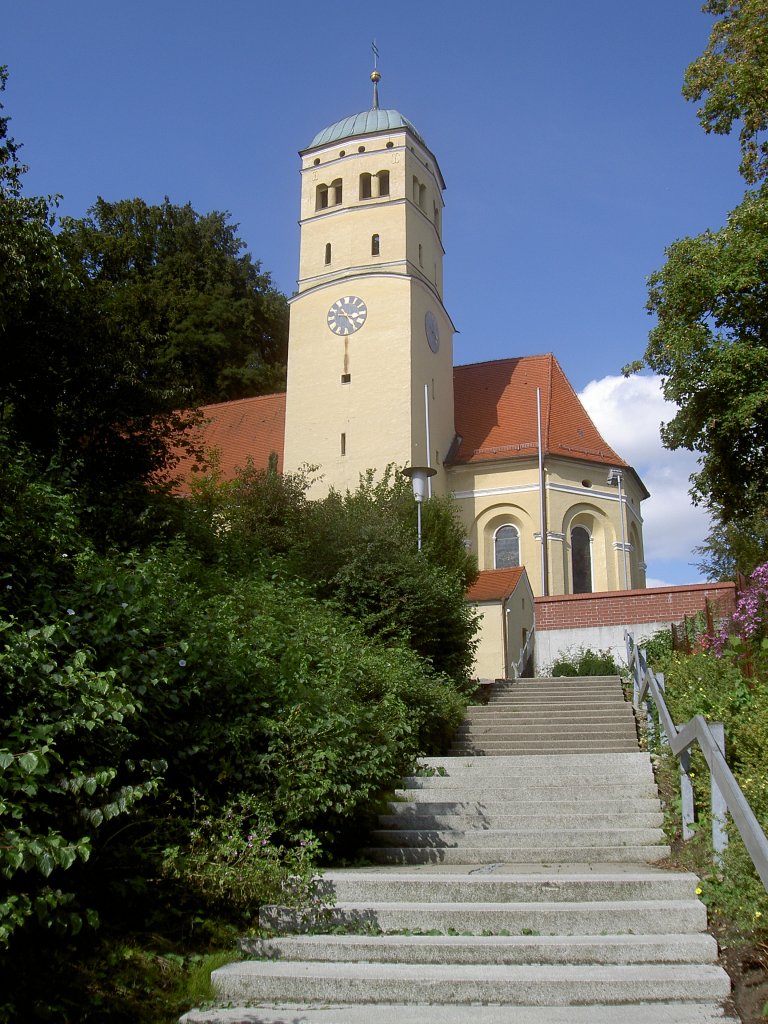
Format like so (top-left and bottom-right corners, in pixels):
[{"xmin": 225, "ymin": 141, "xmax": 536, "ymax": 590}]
[{"xmin": 177, "ymin": 77, "xmax": 650, "ymax": 676}]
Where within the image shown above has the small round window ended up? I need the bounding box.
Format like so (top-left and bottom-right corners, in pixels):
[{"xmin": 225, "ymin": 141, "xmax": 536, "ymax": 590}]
[
  {"xmin": 358, "ymin": 145, "xmax": 365, "ymax": 153},
  {"xmin": 313, "ymin": 158, "xmax": 320, "ymax": 165},
  {"xmin": 386, "ymin": 141, "xmax": 394, "ymax": 149},
  {"xmin": 582, "ymin": 479, "xmax": 593, "ymax": 488}
]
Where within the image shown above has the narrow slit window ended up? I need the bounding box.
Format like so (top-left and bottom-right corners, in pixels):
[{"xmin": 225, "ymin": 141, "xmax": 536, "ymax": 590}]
[
  {"xmin": 418, "ymin": 243, "xmax": 423, "ymax": 267},
  {"xmin": 371, "ymin": 233, "xmax": 380, "ymax": 256},
  {"xmin": 324, "ymin": 242, "xmax": 331, "ymax": 265},
  {"xmin": 340, "ymin": 432, "xmax": 346, "ymax": 456}
]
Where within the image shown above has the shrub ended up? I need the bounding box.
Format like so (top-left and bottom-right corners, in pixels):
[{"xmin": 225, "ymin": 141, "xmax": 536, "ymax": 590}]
[{"xmin": 550, "ymin": 647, "xmax": 620, "ymax": 677}]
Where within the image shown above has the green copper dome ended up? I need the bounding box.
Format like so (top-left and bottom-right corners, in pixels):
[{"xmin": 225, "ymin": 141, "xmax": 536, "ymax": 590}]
[{"xmin": 308, "ymin": 108, "xmax": 424, "ymax": 149}]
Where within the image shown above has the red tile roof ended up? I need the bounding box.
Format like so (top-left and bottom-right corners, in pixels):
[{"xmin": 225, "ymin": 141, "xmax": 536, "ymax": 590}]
[
  {"xmin": 173, "ymin": 393, "xmax": 286, "ymax": 494},
  {"xmin": 466, "ymin": 567, "xmax": 528, "ymax": 603},
  {"xmin": 452, "ymin": 354, "xmax": 627, "ymax": 469}
]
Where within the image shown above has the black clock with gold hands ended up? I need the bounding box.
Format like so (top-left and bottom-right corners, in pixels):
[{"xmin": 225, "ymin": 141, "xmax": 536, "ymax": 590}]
[{"xmin": 327, "ymin": 296, "xmax": 367, "ymax": 336}]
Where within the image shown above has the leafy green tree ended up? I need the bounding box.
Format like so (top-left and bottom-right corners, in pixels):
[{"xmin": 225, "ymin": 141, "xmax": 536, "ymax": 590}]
[
  {"xmin": 630, "ymin": 185, "xmax": 768, "ymax": 519},
  {"xmin": 56, "ymin": 196, "xmax": 288, "ymax": 405},
  {"xmin": 627, "ymin": 4, "xmax": 768, "ymax": 558},
  {"xmin": 696, "ymin": 506, "xmax": 768, "ymax": 579},
  {"xmin": 287, "ymin": 470, "xmax": 478, "ymax": 684},
  {"xmin": 684, "ymin": 0, "xmax": 768, "ymax": 185}
]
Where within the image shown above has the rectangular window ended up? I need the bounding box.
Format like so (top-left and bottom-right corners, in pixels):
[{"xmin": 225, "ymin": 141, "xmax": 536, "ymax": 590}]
[
  {"xmin": 340, "ymin": 432, "xmax": 346, "ymax": 456},
  {"xmin": 341, "ymin": 373, "xmax": 351, "ymax": 384}
]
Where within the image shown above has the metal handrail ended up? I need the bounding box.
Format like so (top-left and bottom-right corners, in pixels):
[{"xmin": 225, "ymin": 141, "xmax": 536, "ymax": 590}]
[
  {"xmin": 625, "ymin": 630, "xmax": 768, "ymax": 890},
  {"xmin": 512, "ymin": 625, "xmax": 536, "ymax": 679}
]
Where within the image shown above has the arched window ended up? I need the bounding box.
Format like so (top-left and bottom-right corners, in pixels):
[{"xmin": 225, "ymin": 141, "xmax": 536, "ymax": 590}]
[
  {"xmin": 571, "ymin": 525, "xmax": 592, "ymax": 594},
  {"xmin": 315, "ymin": 184, "xmax": 329, "ymax": 210},
  {"xmin": 494, "ymin": 525, "xmax": 520, "ymax": 569},
  {"xmin": 419, "ymin": 183, "xmax": 427, "ymax": 209},
  {"xmin": 330, "ymin": 178, "xmax": 342, "ymax": 206},
  {"xmin": 413, "ymin": 176, "xmax": 420, "ymax": 204},
  {"xmin": 433, "ymin": 203, "xmax": 440, "ymax": 233},
  {"xmin": 359, "ymin": 172, "xmax": 372, "ymax": 200},
  {"xmin": 324, "ymin": 242, "xmax": 331, "ymax": 265},
  {"xmin": 377, "ymin": 170, "xmax": 390, "ymax": 196},
  {"xmin": 371, "ymin": 233, "xmax": 380, "ymax": 256}
]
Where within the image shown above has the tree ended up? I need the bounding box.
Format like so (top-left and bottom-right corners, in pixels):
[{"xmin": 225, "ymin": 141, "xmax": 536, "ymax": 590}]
[
  {"xmin": 696, "ymin": 507, "xmax": 768, "ymax": 579},
  {"xmin": 631, "ymin": 185, "xmax": 768, "ymax": 519},
  {"xmin": 627, "ymin": 6, "xmax": 768, "ymax": 539},
  {"xmin": 56, "ymin": 197, "xmax": 289, "ymax": 405},
  {"xmin": 684, "ymin": 0, "xmax": 768, "ymax": 184},
  {"xmin": 0, "ymin": 68, "xmax": 289, "ymax": 543}
]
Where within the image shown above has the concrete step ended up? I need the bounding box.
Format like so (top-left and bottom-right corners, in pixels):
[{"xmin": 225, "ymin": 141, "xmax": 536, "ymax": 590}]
[
  {"xmin": 209, "ymin": 961, "xmax": 730, "ymax": 1006},
  {"xmin": 368, "ymin": 827, "xmax": 666, "ymax": 848},
  {"xmin": 448, "ymin": 743, "xmax": 641, "ymax": 754},
  {"xmin": 378, "ymin": 811, "xmax": 664, "ymax": 829},
  {"xmin": 244, "ymin": 931, "xmax": 718, "ymax": 965},
  {"xmin": 464, "ymin": 707, "xmax": 635, "ymax": 718},
  {"xmin": 386, "ymin": 799, "xmax": 663, "ymax": 814},
  {"xmin": 321, "ymin": 871, "xmax": 700, "ymax": 904},
  {"xmin": 362, "ymin": 844, "xmax": 672, "ymax": 864},
  {"xmin": 182, "ymin": 1002, "xmax": 740, "ymax": 1023},
  {"xmin": 456, "ymin": 724, "xmax": 638, "ymax": 737},
  {"xmin": 418, "ymin": 752, "xmax": 654, "ymax": 769},
  {"xmin": 395, "ymin": 783, "xmax": 660, "ymax": 800}
]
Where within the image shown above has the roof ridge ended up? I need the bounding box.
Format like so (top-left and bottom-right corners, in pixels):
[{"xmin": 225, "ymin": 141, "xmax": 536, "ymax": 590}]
[{"xmin": 455, "ymin": 353, "xmax": 554, "ymax": 371}]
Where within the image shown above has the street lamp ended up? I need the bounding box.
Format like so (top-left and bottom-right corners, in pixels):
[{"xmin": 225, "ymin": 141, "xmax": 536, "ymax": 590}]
[
  {"xmin": 402, "ymin": 465, "xmax": 437, "ymax": 550},
  {"xmin": 607, "ymin": 468, "xmax": 629, "ymax": 589}
]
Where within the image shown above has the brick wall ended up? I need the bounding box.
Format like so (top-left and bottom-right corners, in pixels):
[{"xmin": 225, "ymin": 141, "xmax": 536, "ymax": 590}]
[{"xmin": 535, "ymin": 583, "xmax": 736, "ymax": 632}]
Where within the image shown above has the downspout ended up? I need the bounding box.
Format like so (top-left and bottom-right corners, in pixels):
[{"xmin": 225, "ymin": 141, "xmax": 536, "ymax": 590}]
[
  {"xmin": 424, "ymin": 383, "xmax": 432, "ymax": 499},
  {"xmin": 537, "ymin": 387, "xmax": 549, "ymax": 596},
  {"xmin": 501, "ymin": 594, "xmax": 510, "ymax": 679}
]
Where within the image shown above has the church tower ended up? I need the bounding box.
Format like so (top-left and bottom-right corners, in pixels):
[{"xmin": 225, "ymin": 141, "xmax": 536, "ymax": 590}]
[{"xmin": 282, "ymin": 68, "xmax": 456, "ymax": 497}]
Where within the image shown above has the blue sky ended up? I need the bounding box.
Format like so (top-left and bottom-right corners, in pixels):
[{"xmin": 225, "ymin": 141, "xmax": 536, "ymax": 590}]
[{"xmin": 5, "ymin": 1, "xmax": 748, "ymax": 585}]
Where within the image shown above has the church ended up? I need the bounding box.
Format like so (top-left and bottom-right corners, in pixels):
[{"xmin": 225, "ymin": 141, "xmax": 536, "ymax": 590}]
[{"xmin": 178, "ymin": 71, "xmax": 650, "ymax": 676}]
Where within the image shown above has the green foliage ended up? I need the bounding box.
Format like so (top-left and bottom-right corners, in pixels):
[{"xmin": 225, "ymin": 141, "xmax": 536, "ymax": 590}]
[
  {"xmin": 0, "ymin": 618, "xmax": 163, "ymax": 946},
  {"xmin": 286, "ymin": 469, "xmax": 478, "ymax": 684},
  {"xmin": 683, "ymin": 0, "xmax": 768, "ymax": 185},
  {"xmin": 550, "ymin": 647, "xmax": 620, "ymax": 677},
  {"xmin": 656, "ymin": 650, "xmax": 768, "ymax": 937},
  {"xmin": 637, "ymin": 627, "xmax": 674, "ymax": 672},
  {"xmin": 162, "ymin": 795, "xmax": 320, "ymax": 918},
  {"xmin": 696, "ymin": 506, "xmax": 768, "ymax": 580},
  {"xmin": 630, "ymin": 185, "xmax": 768, "ymax": 520}
]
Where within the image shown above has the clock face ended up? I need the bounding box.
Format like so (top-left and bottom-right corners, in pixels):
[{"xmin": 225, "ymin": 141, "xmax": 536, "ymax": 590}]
[
  {"xmin": 327, "ymin": 295, "xmax": 368, "ymax": 336},
  {"xmin": 425, "ymin": 310, "xmax": 440, "ymax": 353}
]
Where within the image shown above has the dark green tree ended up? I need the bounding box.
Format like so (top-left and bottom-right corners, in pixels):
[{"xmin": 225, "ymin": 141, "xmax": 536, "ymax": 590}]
[
  {"xmin": 684, "ymin": 0, "xmax": 768, "ymax": 185},
  {"xmin": 627, "ymin": 5, "xmax": 768, "ymax": 554},
  {"xmin": 630, "ymin": 185, "xmax": 768, "ymax": 519}
]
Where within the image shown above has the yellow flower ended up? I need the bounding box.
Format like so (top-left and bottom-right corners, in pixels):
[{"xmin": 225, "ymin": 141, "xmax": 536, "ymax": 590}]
[
  {"xmin": 755, "ymin": 911, "xmax": 762, "ymax": 919},
  {"xmin": 695, "ymin": 887, "xmax": 703, "ymax": 895}
]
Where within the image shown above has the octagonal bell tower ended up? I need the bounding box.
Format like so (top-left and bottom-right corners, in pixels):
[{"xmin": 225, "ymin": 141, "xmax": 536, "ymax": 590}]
[{"xmin": 283, "ymin": 68, "xmax": 456, "ymax": 498}]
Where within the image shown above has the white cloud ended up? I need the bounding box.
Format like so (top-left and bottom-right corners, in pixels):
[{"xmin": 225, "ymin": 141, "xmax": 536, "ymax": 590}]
[{"xmin": 578, "ymin": 374, "xmax": 712, "ymax": 574}]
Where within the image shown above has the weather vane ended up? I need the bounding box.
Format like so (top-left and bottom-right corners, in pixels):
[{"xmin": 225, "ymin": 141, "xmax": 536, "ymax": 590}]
[{"xmin": 371, "ymin": 40, "xmax": 381, "ymax": 109}]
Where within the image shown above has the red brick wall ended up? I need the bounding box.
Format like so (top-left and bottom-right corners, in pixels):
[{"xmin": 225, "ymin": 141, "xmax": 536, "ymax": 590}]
[{"xmin": 535, "ymin": 583, "xmax": 736, "ymax": 632}]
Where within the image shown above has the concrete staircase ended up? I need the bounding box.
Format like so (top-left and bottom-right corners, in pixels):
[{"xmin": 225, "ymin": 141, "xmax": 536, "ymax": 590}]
[
  {"xmin": 450, "ymin": 675, "xmax": 640, "ymax": 755},
  {"xmin": 181, "ymin": 676, "xmax": 738, "ymax": 1024}
]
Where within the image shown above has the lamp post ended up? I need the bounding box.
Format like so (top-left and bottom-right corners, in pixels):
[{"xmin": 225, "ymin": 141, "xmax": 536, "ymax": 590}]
[
  {"xmin": 402, "ymin": 466, "xmax": 437, "ymax": 550},
  {"xmin": 607, "ymin": 468, "xmax": 629, "ymax": 589}
]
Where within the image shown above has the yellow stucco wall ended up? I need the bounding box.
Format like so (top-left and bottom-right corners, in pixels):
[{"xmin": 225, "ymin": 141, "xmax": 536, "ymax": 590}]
[
  {"xmin": 284, "ymin": 125, "xmax": 455, "ymax": 499},
  {"xmin": 450, "ymin": 457, "xmax": 646, "ymax": 599},
  {"xmin": 470, "ymin": 574, "xmax": 535, "ymax": 680}
]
